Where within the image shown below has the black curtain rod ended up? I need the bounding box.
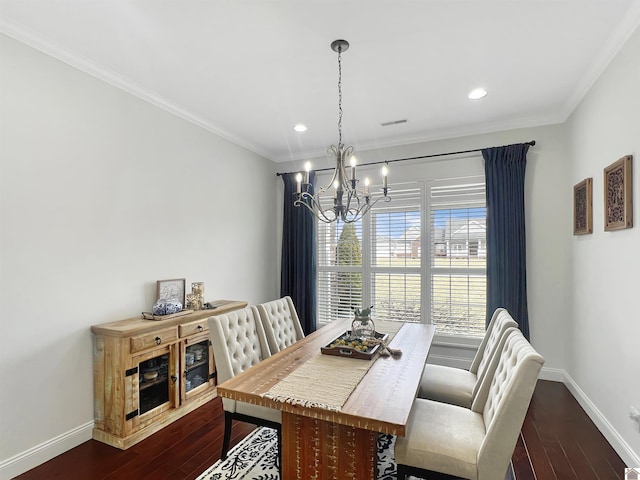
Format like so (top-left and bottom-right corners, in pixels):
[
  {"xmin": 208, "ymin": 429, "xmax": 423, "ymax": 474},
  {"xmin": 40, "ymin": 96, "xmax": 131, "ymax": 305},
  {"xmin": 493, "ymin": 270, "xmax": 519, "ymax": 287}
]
[{"xmin": 276, "ymin": 140, "xmax": 536, "ymax": 176}]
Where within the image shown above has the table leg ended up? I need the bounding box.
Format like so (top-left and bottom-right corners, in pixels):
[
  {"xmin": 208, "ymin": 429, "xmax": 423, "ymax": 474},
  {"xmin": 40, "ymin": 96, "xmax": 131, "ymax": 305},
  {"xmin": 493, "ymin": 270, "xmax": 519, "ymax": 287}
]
[{"xmin": 281, "ymin": 411, "xmax": 377, "ymax": 480}]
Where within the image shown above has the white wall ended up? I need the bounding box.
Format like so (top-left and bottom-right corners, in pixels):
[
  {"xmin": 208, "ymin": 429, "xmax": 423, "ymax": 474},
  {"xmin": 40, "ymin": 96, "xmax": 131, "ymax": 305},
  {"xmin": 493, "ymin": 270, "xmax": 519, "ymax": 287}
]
[
  {"xmin": 565, "ymin": 25, "xmax": 640, "ymax": 464},
  {"xmin": 0, "ymin": 34, "xmax": 279, "ymax": 476}
]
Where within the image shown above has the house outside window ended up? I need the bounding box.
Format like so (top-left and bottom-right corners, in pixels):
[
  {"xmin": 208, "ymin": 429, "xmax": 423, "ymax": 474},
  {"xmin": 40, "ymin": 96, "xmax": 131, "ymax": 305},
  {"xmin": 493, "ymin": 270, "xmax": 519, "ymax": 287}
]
[{"xmin": 317, "ymin": 176, "xmax": 487, "ymax": 338}]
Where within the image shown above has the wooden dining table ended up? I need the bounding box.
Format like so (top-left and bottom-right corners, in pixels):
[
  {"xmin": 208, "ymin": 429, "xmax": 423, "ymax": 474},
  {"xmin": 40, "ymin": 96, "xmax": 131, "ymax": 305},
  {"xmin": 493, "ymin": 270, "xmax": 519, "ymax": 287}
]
[{"xmin": 216, "ymin": 317, "xmax": 436, "ymax": 480}]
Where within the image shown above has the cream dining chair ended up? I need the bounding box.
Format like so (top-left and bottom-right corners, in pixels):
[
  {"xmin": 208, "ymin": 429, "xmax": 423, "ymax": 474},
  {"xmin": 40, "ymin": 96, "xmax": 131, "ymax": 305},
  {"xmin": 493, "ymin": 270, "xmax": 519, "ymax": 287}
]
[
  {"xmin": 207, "ymin": 306, "xmax": 281, "ymax": 463},
  {"xmin": 256, "ymin": 295, "xmax": 305, "ymax": 353},
  {"xmin": 418, "ymin": 307, "xmax": 518, "ymax": 408},
  {"xmin": 396, "ymin": 328, "xmax": 544, "ymax": 480}
]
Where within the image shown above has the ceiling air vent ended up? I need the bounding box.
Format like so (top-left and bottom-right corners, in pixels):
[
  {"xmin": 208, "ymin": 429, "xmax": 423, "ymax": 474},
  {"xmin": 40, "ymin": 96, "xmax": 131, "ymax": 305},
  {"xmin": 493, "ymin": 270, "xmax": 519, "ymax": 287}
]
[{"xmin": 381, "ymin": 119, "xmax": 408, "ymax": 127}]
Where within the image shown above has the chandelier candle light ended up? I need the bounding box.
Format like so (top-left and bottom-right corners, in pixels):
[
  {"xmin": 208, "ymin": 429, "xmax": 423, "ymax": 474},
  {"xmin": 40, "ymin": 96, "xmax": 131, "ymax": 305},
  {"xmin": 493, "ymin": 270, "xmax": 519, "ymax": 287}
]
[{"xmin": 294, "ymin": 39, "xmax": 391, "ymax": 223}]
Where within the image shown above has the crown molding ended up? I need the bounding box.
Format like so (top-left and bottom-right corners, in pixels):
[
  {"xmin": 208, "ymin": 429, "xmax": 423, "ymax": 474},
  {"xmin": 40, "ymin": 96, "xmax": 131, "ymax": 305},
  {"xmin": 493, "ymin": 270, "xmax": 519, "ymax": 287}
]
[
  {"xmin": 0, "ymin": 18, "xmax": 273, "ymax": 161},
  {"xmin": 558, "ymin": 0, "xmax": 640, "ymax": 122}
]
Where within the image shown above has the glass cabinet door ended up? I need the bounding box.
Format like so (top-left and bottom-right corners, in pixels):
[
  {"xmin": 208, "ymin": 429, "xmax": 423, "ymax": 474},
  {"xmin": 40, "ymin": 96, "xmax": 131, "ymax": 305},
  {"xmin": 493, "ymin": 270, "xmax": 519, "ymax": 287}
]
[
  {"xmin": 183, "ymin": 337, "xmax": 215, "ymax": 400},
  {"xmin": 126, "ymin": 344, "xmax": 178, "ymax": 434},
  {"xmin": 139, "ymin": 353, "xmax": 171, "ymax": 414}
]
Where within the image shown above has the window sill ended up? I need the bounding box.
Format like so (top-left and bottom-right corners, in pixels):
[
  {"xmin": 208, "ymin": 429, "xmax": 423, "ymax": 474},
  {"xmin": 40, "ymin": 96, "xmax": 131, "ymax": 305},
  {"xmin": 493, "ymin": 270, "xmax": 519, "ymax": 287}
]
[{"xmin": 432, "ymin": 335, "xmax": 481, "ymax": 350}]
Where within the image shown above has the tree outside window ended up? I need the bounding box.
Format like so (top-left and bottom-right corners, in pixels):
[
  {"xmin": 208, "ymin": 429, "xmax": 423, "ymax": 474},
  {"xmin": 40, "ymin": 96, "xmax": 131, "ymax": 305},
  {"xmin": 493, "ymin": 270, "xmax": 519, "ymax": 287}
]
[{"xmin": 335, "ymin": 222, "xmax": 362, "ymax": 317}]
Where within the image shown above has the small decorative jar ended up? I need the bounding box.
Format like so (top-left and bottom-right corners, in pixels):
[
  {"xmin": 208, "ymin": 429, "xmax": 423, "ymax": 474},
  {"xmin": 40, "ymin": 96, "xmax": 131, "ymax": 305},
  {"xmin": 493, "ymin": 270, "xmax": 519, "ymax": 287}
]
[{"xmin": 352, "ymin": 315, "xmax": 375, "ymax": 339}]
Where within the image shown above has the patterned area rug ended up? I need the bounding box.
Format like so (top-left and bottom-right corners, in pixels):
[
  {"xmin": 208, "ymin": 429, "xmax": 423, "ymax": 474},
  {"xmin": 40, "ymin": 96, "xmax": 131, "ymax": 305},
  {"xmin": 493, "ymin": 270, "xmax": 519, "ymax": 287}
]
[{"xmin": 197, "ymin": 427, "xmax": 516, "ymax": 480}]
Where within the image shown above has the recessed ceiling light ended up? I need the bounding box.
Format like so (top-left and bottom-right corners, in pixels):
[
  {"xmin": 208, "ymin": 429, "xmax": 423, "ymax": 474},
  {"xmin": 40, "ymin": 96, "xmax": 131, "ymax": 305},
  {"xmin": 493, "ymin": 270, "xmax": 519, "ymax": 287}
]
[
  {"xmin": 293, "ymin": 124, "xmax": 307, "ymax": 132},
  {"xmin": 468, "ymin": 88, "xmax": 488, "ymax": 100}
]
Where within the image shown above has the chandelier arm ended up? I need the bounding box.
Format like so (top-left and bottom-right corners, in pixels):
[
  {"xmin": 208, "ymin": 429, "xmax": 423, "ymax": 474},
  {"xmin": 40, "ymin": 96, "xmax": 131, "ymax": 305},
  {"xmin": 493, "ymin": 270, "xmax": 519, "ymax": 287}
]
[
  {"xmin": 350, "ymin": 194, "xmax": 391, "ymax": 215},
  {"xmin": 344, "ymin": 186, "xmax": 361, "ymax": 214},
  {"xmin": 341, "ymin": 194, "xmax": 392, "ymax": 223},
  {"xmin": 314, "ymin": 194, "xmax": 339, "ymax": 223},
  {"xmin": 367, "ymin": 195, "xmax": 392, "ymax": 210},
  {"xmin": 347, "ymin": 197, "xmax": 368, "ymax": 216},
  {"xmin": 344, "ymin": 205, "xmax": 368, "ymax": 223},
  {"xmin": 313, "ymin": 183, "xmax": 334, "ymax": 196},
  {"xmin": 294, "ymin": 200, "xmax": 329, "ymax": 223},
  {"xmin": 340, "ymin": 145, "xmax": 354, "ymax": 191},
  {"xmin": 315, "ymin": 145, "xmax": 341, "ymax": 194},
  {"xmin": 295, "ymin": 197, "xmax": 333, "ymax": 223},
  {"xmin": 296, "ymin": 191, "xmax": 336, "ymax": 223}
]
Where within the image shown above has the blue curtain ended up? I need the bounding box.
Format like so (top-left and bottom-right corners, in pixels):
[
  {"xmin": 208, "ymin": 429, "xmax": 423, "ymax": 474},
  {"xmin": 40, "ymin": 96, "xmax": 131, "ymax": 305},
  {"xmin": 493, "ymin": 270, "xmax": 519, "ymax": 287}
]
[
  {"xmin": 482, "ymin": 144, "xmax": 530, "ymax": 339},
  {"xmin": 280, "ymin": 172, "xmax": 317, "ymax": 334}
]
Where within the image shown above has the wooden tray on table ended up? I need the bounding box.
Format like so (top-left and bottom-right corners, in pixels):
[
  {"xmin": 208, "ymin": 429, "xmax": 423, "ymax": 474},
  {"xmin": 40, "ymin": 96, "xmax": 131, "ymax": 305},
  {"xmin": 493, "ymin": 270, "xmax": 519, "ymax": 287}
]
[{"xmin": 320, "ymin": 330, "xmax": 389, "ymax": 360}]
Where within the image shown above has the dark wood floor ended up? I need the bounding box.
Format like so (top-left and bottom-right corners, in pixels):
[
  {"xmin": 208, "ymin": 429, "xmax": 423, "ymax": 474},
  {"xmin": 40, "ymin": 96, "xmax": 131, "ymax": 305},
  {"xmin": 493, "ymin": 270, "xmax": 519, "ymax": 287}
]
[
  {"xmin": 14, "ymin": 380, "xmax": 626, "ymax": 480},
  {"xmin": 511, "ymin": 380, "xmax": 626, "ymax": 480}
]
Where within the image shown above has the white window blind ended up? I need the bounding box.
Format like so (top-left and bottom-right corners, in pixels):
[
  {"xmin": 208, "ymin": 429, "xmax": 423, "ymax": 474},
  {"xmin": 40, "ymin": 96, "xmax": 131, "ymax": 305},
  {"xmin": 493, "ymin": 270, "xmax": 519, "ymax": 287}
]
[
  {"xmin": 369, "ymin": 185, "xmax": 422, "ymax": 323},
  {"xmin": 429, "ymin": 180, "xmax": 487, "ymax": 336}
]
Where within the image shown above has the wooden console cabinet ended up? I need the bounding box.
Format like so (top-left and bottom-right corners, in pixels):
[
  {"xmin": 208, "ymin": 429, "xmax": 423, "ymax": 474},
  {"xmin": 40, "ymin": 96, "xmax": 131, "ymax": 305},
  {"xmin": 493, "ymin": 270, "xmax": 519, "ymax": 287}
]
[{"xmin": 91, "ymin": 299, "xmax": 247, "ymax": 449}]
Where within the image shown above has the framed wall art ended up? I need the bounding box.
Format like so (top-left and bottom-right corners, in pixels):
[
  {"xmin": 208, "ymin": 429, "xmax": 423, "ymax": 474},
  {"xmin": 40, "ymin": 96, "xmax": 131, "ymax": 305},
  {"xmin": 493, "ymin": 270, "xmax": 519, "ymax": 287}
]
[
  {"xmin": 573, "ymin": 177, "xmax": 593, "ymax": 235},
  {"xmin": 156, "ymin": 278, "xmax": 186, "ymax": 305},
  {"xmin": 604, "ymin": 155, "xmax": 633, "ymax": 231}
]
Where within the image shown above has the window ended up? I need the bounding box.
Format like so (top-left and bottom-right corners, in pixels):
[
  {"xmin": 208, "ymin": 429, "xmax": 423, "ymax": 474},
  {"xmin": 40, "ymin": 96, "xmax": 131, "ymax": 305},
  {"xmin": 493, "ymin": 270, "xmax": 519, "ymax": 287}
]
[
  {"xmin": 429, "ymin": 180, "xmax": 487, "ymax": 336},
  {"xmin": 316, "ymin": 177, "xmax": 486, "ymax": 337},
  {"xmin": 317, "ymin": 220, "xmax": 364, "ymax": 322},
  {"xmin": 369, "ymin": 186, "xmax": 422, "ymax": 323}
]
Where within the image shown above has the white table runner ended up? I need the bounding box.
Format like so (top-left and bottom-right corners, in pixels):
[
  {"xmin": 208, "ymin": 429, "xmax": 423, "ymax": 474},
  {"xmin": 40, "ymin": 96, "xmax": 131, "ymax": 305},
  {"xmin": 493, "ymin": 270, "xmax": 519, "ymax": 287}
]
[{"xmin": 261, "ymin": 320, "xmax": 403, "ymax": 411}]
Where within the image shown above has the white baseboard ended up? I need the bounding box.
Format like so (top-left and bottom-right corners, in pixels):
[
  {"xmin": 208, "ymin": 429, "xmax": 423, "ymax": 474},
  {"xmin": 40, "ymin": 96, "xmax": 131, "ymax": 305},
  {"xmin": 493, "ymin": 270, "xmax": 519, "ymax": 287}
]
[
  {"xmin": 539, "ymin": 366, "xmax": 565, "ymax": 382},
  {"xmin": 561, "ymin": 371, "xmax": 640, "ymax": 468},
  {"xmin": 0, "ymin": 421, "xmax": 93, "ymax": 480}
]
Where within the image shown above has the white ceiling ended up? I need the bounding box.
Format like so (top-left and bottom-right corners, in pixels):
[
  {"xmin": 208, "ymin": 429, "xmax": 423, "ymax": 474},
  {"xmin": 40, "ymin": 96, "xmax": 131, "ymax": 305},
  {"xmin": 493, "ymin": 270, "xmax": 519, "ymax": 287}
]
[{"xmin": 1, "ymin": 1, "xmax": 639, "ymax": 162}]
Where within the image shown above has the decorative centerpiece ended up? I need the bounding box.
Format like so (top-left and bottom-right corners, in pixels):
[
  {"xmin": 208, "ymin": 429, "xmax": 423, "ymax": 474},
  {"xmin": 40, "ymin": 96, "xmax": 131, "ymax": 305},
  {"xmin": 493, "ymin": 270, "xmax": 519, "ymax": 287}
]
[
  {"xmin": 351, "ymin": 305, "xmax": 375, "ymax": 339},
  {"xmin": 321, "ymin": 304, "xmax": 398, "ymax": 360},
  {"xmin": 321, "ymin": 330, "xmax": 389, "ymax": 360}
]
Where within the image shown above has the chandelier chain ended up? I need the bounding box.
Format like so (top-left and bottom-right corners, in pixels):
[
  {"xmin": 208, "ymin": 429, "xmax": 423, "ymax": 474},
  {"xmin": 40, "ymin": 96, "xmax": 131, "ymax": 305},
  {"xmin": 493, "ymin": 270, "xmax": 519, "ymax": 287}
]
[{"xmin": 337, "ymin": 45, "xmax": 343, "ymax": 147}]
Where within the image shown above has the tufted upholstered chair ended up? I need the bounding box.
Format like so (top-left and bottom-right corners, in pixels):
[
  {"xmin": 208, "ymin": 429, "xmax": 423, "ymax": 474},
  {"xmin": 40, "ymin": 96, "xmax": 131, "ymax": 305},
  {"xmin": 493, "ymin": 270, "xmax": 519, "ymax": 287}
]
[
  {"xmin": 418, "ymin": 307, "xmax": 519, "ymax": 408},
  {"xmin": 396, "ymin": 328, "xmax": 544, "ymax": 480},
  {"xmin": 207, "ymin": 306, "xmax": 282, "ymax": 462},
  {"xmin": 256, "ymin": 296, "xmax": 305, "ymax": 353}
]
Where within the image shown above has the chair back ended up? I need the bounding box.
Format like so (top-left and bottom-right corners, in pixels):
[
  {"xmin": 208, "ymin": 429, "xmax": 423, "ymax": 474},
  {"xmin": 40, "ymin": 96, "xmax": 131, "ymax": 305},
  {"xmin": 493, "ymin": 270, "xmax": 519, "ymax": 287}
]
[
  {"xmin": 257, "ymin": 296, "xmax": 305, "ymax": 353},
  {"xmin": 472, "ymin": 330, "xmax": 544, "ymax": 480},
  {"xmin": 470, "ymin": 308, "xmax": 519, "ymax": 377},
  {"xmin": 207, "ymin": 306, "xmax": 271, "ymax": 412}
]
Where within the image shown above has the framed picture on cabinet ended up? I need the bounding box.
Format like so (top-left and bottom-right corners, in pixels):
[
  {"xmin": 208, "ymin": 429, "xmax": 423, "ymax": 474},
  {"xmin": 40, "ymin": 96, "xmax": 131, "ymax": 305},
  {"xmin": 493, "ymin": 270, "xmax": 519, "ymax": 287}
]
[
  {"xmin": 156, "ymin": 278, "xmax": 186, "ymax": 305},
  {"xmin": 604, "ymin": 155, "xmax": 633, "ymax": 231},
  {"xmin": 573, "ymin": 178, "xmax": 593, "ymax": 235}
]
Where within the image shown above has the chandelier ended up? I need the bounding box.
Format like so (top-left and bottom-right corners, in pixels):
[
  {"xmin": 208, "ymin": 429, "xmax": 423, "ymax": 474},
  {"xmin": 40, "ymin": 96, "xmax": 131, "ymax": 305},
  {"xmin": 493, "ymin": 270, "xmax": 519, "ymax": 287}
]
[{"xmin": 294, "ymin": 39, "xmax": 390, "ymax": 223}]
